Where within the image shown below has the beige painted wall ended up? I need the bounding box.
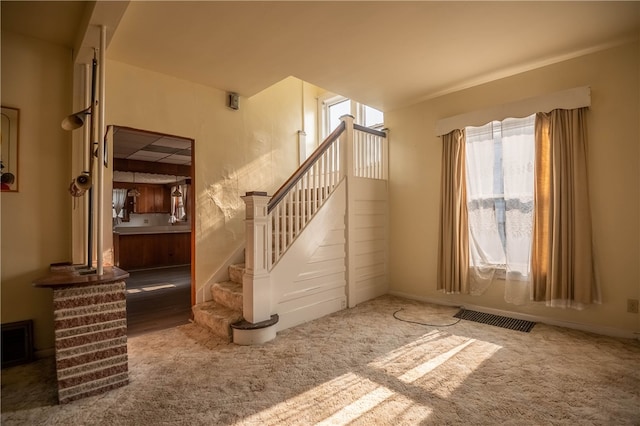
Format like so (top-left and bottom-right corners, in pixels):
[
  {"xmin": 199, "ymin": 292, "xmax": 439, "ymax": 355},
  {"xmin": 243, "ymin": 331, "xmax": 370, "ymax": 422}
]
[
  {"xmin": 3, "ymin": 27, "xmax": 636, "ymax": 353},
  {"xmin": 106, "ymin": 62, "xmax": 322, "ymax": 303},
  {"xmin": 0, "ymin": 32, "xmax": 324, "ymax": 352},
  {"xmin": 386, "ymin": 41, "xmax": 640, "ymax": 334},
  {"xmin": 1, "ymin": 31, "xmax": 73, "ymax": 352}
]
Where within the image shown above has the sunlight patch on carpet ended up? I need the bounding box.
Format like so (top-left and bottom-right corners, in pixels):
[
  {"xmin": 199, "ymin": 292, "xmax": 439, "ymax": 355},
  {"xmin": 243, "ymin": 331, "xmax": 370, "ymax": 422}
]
[
  {"xmin": 316, "ymin": 386, "xmax": 396, "ymax": 425},
  {"xmin": 413, "ymin": 338, "xmax": 501, "ymax": 398},
  {"xmin": 368, "ymin": 330, "xmax": 502, "ymax": 398},
  {"xmin": 236, "ymin": 330, "xmax": 504, "ymax": 425},
  {"xmin": 126, "ymin": 283, "xmax": 176, "ymax": 294},
  {"xmin": 398, "ymin": 338, "xmax": 475, "ymax": 383},
  {"xmin": 368, "ymin": 330, "xmax": 446, "ymax": 366},
  {"xmin": 234, "ymin": 372, "xmax": 432, "ymax": 425}
]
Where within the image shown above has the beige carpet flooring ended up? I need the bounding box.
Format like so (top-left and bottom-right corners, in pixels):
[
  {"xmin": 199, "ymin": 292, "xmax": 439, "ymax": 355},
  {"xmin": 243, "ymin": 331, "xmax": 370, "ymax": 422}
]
[{"xmin": 2, "ymin": 295, "xmax": 639, "ymax": 425}]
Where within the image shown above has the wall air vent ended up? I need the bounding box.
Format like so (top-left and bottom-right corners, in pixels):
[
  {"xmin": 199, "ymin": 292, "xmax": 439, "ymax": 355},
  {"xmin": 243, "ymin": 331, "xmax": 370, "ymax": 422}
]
[{"xmin": 1, "ymin": 320, "xmax": 34, "ymax": 368}]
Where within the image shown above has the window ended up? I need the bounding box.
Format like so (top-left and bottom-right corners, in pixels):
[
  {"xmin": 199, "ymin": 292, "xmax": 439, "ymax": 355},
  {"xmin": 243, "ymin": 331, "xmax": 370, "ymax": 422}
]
[
  {"xmin": 325, "ymin": 97, "xmax": 351, "ymax": 137},
  {"xmin": 438, "ymin": 100, "xmax": 596, "ymax": 307},
  {"xmin": 362, "ymin": 105, "xmax": 384, "ymax": 128},
  {"xmin": 320, "ymin": 94, "xmax": 384, "ymax": 139},
  {"xmin": 465, "ymin": 114, "xmax": 535, "ymax": 277}
]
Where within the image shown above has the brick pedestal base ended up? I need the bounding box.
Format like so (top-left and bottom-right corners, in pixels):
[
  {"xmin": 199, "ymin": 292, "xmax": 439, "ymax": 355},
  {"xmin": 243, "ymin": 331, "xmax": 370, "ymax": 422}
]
[{"xmin": 34, "ymin": 266, "xmax": 130, "ymax": 404}]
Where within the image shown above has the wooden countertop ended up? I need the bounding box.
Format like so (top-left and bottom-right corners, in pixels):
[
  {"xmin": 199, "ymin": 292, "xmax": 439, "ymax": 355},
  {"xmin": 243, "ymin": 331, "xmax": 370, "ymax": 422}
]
[
  {"xmin": 113, "ymin": 225, "xmax": 191, "ymax": 235},
  {"xmin": 33, "ymin": 265, "xmax": 130, "ymax": 288}
]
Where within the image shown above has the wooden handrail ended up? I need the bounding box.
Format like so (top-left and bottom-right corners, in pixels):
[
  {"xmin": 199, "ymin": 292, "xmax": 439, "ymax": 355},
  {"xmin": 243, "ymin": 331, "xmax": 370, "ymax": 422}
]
[
  {"xmin": 353, "ymin": 123, "xmax": 386, "ymax": 137},
  {"xmin": 268, "ymin": 121, "xmax": 346, "ymax": 212}
]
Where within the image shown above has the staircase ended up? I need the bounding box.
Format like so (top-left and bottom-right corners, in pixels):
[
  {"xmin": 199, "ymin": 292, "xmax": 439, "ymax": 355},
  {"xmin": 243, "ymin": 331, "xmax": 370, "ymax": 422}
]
[
  {"xmin": 192, "ymin": 115, "xmax": 388, "ymax": 345},
  {"xmin": 192, "ymin": 263, "xmax": 245, "ymax": 341}
]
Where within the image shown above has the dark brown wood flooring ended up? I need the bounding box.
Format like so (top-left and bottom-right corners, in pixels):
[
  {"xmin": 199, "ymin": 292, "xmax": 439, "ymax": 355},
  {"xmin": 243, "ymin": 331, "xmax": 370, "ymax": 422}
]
[{"xmin": 124, "ymin": 265, "xmax": 192, "ymax": 337}]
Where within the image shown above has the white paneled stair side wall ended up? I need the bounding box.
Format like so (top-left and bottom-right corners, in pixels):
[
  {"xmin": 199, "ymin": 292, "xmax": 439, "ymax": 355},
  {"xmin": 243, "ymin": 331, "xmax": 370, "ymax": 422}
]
[
  {"xmin": 348, "ymin": 177, "xmax": 389, "ymax": 307},
  {"xmin": 271, "ymin": 182, "xmax": 347, "ymax": 331}
]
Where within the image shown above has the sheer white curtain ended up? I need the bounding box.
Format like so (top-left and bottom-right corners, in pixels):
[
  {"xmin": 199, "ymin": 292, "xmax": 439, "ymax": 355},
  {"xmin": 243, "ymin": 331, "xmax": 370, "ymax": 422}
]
[
  {"xmin": 112, "ymin": 188, "xmax": 127, "ymax": 225},
  {"xmin": 170, "ymin": 184, "xmax": 188, "ymax": 223},
  {"xmin": 177, "ymin": 184, "xmax": 188, "ymax": 221},
  {"xmin": 465, "ymin": 123, "xmax": 502, "ymax": 294},
  {"xmin": 501, "ymin": 116, "xmax": 535, "ymax": 303},
  {"xmin": 465, "ymin": 115, "xmax": 535, "ymax": 303},
  {"xmin": 170, "ymin": 186, "xmax": 178, "ymax": 223}
]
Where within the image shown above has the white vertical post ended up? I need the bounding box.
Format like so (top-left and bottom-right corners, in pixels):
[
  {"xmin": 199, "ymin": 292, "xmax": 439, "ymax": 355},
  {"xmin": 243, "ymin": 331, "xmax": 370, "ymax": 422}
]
[
  {"xmin": 294, "ymin": 181, "xmax": 300, "ymax": 236},
  {"xmin": 340, "ymin": 115, "xmax": 355, "ymax": 179},
  {"xmin": 287, "ymin": 192, "xmax": 293, "ymax": 246},
  {"xmin": 382, "ymin": 128, "xmax": 389, "ymax": 180},
  {"xmin": 308, "ymin": 169, "xmax": 312, "ymax": 215},
  {"xmin": 274, "ymin": 204, "xmax": 280, "ymax": 260},
  {"xmin": 339, "ymin": 115, "xmax": 356, "ymax": 307},
  {"xmin": 241, "ymin": 192, "xmax": 272, "ymax": 323},
  {"xmin": 374, "ymin": 134, "xmax": 379, "ymax": 178},
  {"xmin": 97, "ymin": 25, "xmax": 107, "ymax": 275}
]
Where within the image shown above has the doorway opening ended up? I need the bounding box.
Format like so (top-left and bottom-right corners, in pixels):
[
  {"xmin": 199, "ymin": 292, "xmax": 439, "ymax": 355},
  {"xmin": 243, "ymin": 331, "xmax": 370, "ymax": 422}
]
[{"xmin": 111, "ymin": 126, "xmax": 194, "ymax": 336}]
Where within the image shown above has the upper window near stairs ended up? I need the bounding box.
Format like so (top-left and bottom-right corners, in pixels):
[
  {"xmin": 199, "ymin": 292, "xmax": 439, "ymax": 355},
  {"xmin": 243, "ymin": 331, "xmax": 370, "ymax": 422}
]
[{"xmin": 319, "ymin": 94, "xmax": 384, "ymax": 140}]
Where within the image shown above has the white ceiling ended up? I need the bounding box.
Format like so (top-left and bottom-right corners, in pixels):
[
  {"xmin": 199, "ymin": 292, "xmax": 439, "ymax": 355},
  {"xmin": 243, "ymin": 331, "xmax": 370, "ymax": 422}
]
[
  {"xmin": 106, "ymin": 1, "xmax": 640, "ymax": 111},
  {"xmin": 112, "ymin": 127, "xmax": 192, "ymax": 165},
  {"xmin": 1, "ymin": 1, "xmax": 87, "ymax": 48},
  {"xmin": 3, "ymin": 1, "xmax": 639, "ymax": 112}
]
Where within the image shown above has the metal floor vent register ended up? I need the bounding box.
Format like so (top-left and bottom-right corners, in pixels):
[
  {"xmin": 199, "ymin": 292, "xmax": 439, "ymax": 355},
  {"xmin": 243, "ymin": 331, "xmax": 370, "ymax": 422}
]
[{"xmin": 454, "ymin": 309, "xmax": 535, "ymax": 333}]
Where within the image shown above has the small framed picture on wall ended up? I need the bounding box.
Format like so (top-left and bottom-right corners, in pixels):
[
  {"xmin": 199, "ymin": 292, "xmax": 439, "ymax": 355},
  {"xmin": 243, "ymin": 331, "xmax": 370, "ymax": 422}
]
[{"xmin": 1, "ymin": 106, "xmax": 19, "ymax": 192}]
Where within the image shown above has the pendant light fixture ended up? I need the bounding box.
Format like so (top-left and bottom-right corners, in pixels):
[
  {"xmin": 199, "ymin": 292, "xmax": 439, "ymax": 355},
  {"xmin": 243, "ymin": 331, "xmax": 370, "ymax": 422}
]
[{"xmin": 128, "ymin": 172, "xmax": 140, "ymax": 197}]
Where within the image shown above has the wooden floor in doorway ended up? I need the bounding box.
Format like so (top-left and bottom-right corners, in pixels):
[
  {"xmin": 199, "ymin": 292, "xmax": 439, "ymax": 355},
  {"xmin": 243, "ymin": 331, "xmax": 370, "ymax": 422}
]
[{"xmin": 124, "ymin": 265, "xmax": 192, "ymax": 337}]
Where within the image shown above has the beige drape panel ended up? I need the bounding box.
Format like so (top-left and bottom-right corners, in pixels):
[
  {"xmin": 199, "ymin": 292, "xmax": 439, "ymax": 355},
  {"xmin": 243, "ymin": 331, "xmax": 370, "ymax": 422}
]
[
  {"xmin": 532, "ymin": 115, "xmax": 551, "ymax": 300},
  {"xmin": 437, "ymin": 129, "xmax": 469, "ymax": 294},
  {"xmin": 532, "ymin": 108, "xmax": 599, "ymax": 308}
]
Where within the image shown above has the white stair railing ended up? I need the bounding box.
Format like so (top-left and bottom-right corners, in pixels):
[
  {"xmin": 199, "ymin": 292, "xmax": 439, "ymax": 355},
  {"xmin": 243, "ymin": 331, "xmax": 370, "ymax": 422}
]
[
  {"xmin": 268, "ymin": 121, "xmax": 346, "ymax": 267},
  {"xmin": 353, "ymin": 124, "xmax": 387, "ymax": 180}
]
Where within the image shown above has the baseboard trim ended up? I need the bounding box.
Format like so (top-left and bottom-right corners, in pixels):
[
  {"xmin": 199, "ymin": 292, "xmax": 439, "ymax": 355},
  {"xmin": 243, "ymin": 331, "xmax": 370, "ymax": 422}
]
[{"xmin": 388, "ymin": 291, "xmax": 638, "ymax": 340}]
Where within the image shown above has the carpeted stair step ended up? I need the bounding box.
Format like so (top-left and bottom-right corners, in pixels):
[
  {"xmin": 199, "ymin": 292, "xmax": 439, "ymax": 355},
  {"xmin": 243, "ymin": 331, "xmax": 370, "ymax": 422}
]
[
  {"xmin": 192, "ymin": 301, "xmax": 243, "ymax": 341},
  {"xmin": 211, "ymin": 280, "xmax": 243, "ymax": 311},
  {"xmin": 228, "ymin": 263, "xmax": 245, "ymax": 285}
]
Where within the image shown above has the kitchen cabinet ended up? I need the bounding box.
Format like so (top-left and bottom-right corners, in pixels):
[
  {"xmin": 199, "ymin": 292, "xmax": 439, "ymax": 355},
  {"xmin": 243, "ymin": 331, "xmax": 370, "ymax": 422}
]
[
  {"xmin": 135, "ymin": 185, "xmax": 170, "ymax": 213},
  {"xmin": 114, "ymin": 231, "xmax": 191, "ymax": 270},
  {"xmin": 114, "ymin": 183, "xmax": 170, "ymax": 216}
]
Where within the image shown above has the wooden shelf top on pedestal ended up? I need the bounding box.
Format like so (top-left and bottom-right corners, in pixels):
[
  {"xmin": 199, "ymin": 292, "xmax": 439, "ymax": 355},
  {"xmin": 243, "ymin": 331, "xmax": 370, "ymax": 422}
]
[{"xmin": 33, "ymin": 265, "xmax": 130, "ymax": 288}]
